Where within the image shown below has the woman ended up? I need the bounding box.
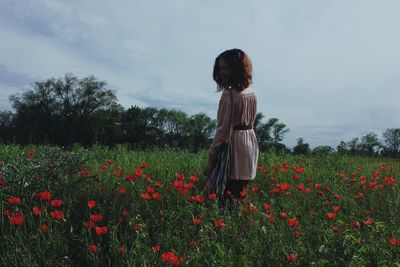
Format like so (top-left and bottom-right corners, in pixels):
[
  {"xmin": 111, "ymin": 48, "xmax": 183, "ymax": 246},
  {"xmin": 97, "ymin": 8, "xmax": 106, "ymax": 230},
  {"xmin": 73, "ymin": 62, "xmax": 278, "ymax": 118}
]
[{"xmin": 204, "ymin": 48, "xmax": 259, "ymax": 200}]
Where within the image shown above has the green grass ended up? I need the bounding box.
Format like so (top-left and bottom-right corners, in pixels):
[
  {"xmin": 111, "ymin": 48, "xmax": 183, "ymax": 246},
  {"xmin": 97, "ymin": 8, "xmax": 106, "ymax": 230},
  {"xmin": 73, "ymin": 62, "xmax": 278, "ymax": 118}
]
[{"xmin": 0, "ymin": 144, "xmax": 399, "ymax": 266}]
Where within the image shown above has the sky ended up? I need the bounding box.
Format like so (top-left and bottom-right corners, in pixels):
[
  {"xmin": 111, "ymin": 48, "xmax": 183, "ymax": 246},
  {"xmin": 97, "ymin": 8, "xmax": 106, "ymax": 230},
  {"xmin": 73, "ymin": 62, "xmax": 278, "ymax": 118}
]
[{"xmin": 0, "ymin": 0, "xmax": 399, "ymax": 148}]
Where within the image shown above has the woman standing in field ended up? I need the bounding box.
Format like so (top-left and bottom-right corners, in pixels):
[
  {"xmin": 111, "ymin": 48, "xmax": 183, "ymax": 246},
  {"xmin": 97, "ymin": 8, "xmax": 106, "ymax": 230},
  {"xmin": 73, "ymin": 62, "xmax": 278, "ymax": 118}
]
[{"xmin": 204, "ymin": 48, "xmax": 259, "ymax": 202}]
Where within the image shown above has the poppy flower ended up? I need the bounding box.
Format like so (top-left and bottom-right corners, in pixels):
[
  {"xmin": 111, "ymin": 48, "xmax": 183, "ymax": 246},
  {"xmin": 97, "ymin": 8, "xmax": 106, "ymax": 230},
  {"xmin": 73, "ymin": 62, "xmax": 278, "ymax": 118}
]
[
  {"xmin": 215, "ymin": 219, "xmax": 225, "ymax": 229},
  {"xmin": 118, "ymin": 244, "xmax": 126, "ymax": 254},
  {"xmin": 286, "ymin": 253, "xmax": 297, "ymax": 263},
  {"xmin": 32, "ymin": 206, "xmax": 41, "ymax": 216},
  {"xmin": 84, "ymin": 221, "xmax": 96, "ymax": 229},
  {"xmin": 88, "ymin": 244, "xmax": 97, "ymax": 253},
  {"xmin": 87, "ymin": 200, "xmax": 96, "ymax": 209},
  {"xmin": 50, "ymin": 210, "xmax": 63, "ymax": 220},
  {"xmin": 263, "ymin": 203, "xmax": 271, "ymax": 212},
  {"xmin": 39, "ymin": 223, "xmax": 48, "ymax": 232},
  {"xmin": 7, "ymin": 197, "xmax": 22, "ymax": 205},
  {"xmin": 280, "ymin": 212, "xmax": 287, "ymax": 219},
  {"xmin": 140, "ymin": 162, "xmax": 149, "ymax": 168},
  {"xmin": 192, "ymin": 217, "xmax": 202, "ymax": 225},
  {"xmin": 280, "ymin": 183, "xmax": 291, "ymax": 191},
  {"xmin": 326, "ymin": 212, "xmax": 336, "ymax": 220},
  {"xmin": 152, "ymin": 245, "xmax": 161, "ymax": 252},
  {"xmin": 152, "ymin": 192, "xmax": 162, "ymax": 200},
  {"xmin": 95, "ymin": 226, "xmax": 108, "ymax": 236},
  {"xmin": 90, "ymin": 214, "xmax": 104, "ymax": 222},
  {"xmin": 51, "ymin": 199, "xmax": 63, "ymax": 208},
  {"xmin": 134, "ymin": 168, "xmax": 143, "ymax": 177},
  {"xmin": 332, "ymin": 205, "xmax": 340, "ymax": 213},
  {"xmin": 118, "ymin": 187, "xmax": 127, "ymax": 195},
  {"xmin": 37, "ymin": 191, "xmax": 51, "ymax": 201},
  {"xmin": 208, "ymin": 193, "xmax": 217, "ymax": 200},
  {"xmin": 79, "ymin": 170, "xmax": 91, "ymax": 176},
  {"xmin": 140, "ymin": 193, "xmax": 151, "ymax": 200},
  {"xmin": 9, "ymin": 213, "xmax": 25, "ymax": 226},
  {"xmin": 363, "ymin": 220, "xmax": 373, "ymax": 226},
  {"xmin": 288, "ymin": 218, "xmax": 299, "ymax": 228},
  {"xmin": 189, "ymin": 176, "xmax": 198, "ymax": 183},
  {"xmin": 389, "ymin": 237, "xmax": 399, "ymax": 246},
  {"xmin": 162, "ymin": 251, "xmax": 180, "ymax": 265}
]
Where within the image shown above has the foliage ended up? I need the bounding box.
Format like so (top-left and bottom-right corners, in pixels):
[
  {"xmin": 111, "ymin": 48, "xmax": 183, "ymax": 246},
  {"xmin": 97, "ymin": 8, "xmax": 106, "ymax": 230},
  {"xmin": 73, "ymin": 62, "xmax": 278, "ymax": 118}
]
[{"xmin": 1, "ymin": 145, "xmax": 399, "ymax": 266}]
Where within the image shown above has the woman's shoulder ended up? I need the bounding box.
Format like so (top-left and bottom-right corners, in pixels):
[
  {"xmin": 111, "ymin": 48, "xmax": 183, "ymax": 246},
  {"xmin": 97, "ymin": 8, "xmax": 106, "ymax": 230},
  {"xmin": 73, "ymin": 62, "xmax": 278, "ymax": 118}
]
[{"xmin": 221, "ymin": 87, "xmax": 255, "ymax": 99}]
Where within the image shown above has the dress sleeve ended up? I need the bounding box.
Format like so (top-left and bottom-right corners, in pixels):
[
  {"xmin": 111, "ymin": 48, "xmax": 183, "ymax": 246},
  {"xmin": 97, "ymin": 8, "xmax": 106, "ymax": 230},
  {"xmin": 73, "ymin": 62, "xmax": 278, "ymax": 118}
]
[{"xmin": 209, "ymin": 94, "xmax": 232, "ymax": 156}]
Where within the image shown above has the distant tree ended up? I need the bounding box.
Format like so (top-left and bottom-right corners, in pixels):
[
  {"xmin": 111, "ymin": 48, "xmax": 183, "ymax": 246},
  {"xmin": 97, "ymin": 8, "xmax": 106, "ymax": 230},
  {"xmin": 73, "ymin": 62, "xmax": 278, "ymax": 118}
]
[
  {"xmin": 336, "ymin": 141, "xmax": 349, "ymax": 155},
  {"xmin": 348, "ymin": 137, "xmax": 360, "ymax": 155},
  {"xmin": 254, "ymin": 114, "xmax": 289, "ymax": 152},
  {"xmin": 312, "ymin": 145, "xmax": 334, "ymax": 156},
  {"xmin": 268, "ymin": 118, "xmax": 290, "ymax": 152},
  {"xmin": 0, "ymin": 111, "xmax": 14, "ymax": 143},
  {"xmin": 382, "ymin": 128, "xmax": 400, "ymax": 158},
  {"xmin": 186, "ymin": 113, "xmax": 216, "ymax": 152},
  {"xmin": 359, "ymin": 132, "xmax": 380, "ymax": 156},
  {"xmin": 9, "ymin": 73, "xmax": 119, "ymax": 146},
  {"xmin": 292, "ymin": 137, "xmax": 311, "ymax": 155}
]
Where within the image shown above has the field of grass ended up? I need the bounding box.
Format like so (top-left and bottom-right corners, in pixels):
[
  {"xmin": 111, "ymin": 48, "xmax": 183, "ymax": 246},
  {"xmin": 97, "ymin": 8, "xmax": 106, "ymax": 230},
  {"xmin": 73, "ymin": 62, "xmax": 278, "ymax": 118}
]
[{"xmin": 0, "ymin": 144, "xmax": 399, "ymax": 266}]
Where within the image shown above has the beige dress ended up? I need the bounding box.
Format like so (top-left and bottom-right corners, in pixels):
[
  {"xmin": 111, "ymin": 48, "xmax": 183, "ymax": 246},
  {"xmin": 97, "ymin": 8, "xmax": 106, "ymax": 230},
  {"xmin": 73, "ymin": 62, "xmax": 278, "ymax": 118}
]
[{"xmin": 208, "ymin": 87, "xmax": 259, "ymax": 180}]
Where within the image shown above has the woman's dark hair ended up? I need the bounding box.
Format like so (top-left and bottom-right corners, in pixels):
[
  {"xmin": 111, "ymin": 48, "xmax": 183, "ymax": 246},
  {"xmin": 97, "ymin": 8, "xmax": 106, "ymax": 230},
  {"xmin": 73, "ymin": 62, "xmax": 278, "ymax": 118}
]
[{"xmin": 213, "ymin": 48, "xmax": 253, "ymax": 91}]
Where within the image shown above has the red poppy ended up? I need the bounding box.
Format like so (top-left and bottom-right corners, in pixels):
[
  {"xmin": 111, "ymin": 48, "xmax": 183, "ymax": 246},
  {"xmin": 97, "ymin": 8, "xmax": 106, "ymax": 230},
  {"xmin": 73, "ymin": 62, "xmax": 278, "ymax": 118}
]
[
  {"xmin": 88, "ymin": 244, "xmax": 97, "ymax": 253},
  {"xmin": 32, "ymin": 206, "xmax": 41, "ymax": 216},
  {"xmin": 79, "ymin": 170, "xmax": 91, "ymax": 176},
  {"xmin": 27, "ymin": 150, "xmax": 36, "ymax": 158},
  {"xmin": 189, "ymin": 176, "xmax": 198, "ymax": 183},
  {"xmin": 118, "ymin": 187, "xmax": 127, "ymax": 195},
  {"xmin": 215, "ymin": 219, "xmax": 225, "ymax": 229},
  {"xmin": 87, "ymin": 200, "xmax": 96, "ymax": 209},
  {"xmin": 133, "ymin": 225, "xmax": 142, "ymax": 231},
  {"xmin": 51, "ymin": 199, "xmax": 63, "ymax": 208},
  {"xmin": 351, "ymin": 220, "xmax": 360, "ymax": 228},
  {"xmin": 95, "ymin": 226, "xmax": 108, "ymax": 236},
  {"xmin": 152, "ymin": 192, "xmax": 162, "ymax": 200},
  {"xmin": 389, "ymin": 237, "xmax": 399, "ymax": 246},
  {"xmin": 280, "ymin": 212, "xmax": 287, "ymax": 219},
  {"xmin": 146, "ymin": 187, "xmax": 155, "ymax": 193},
  {"xmin": 288, "ymin": 218, "xmax": 299, "ymax": 228},
  {"xmin": 84, "ymin": 221, "xmax": 96, "ymax": 229},
  {"xmin": 140, "ymin": 162, "xmax": 149, "ymax": 168},
  {"xmin": 263, "ymin": 203, "xmax": 271, "ymax": 212},
  {"xmin": 114, "ymin": 170, "xmax": 123, "ymax": 176},
  {"xmin": 140, "ymin": 192, "xmax": 151, "ymax": 200},
  {"xmin": 90, "ymin": 214, "xmax": 104, "ymax": 222},
  {"xmin": 9, "ymin": 213, "xmax": 24, "ymax": 226},
  {"xmin": 37, "ymin": 191, "xmax": 51, "ymax": 201},
  {"xmin": 296, "ymin": 185, "xmax": 306, "ymax": 191},
  {"xmin": 208, "ymin": 193, "xmax": 217, "ymax": 200},
  {"xmin": 332, "ymin": 205, "xmax": 340, "ymax": 213},
  {"xmin": 7, "ymin": 197, "xmax": 22, "ymax": 205},
  {"xmin": 280, "ymin": 183, "xmax": 291, "ymax": 191},
  {"xmin": 326, "ymin": 212, "xmax": 336, "ymax": 220},
  {"xmin": 294, "ymin": 230, "xmax": 301, "ymax": 237},
  {"xmin": 192, "ymin": 217, "xmax": 202, "ymax": 225},
  {"xmin": 39, "ymin": 223, "xmax": 48, "ymax": 232},
  {"xmin": 286, "ymin": 253, "xmax": 297, "ymax": 263},
  {"xmin": 363, "ymin": 220, "xmax": 373, "ymax": 226},
  {"xmin": 121, "ymin": 209, "xmax": 128, "ymax": 217},
  {"xmin": 161, "ymin": 251, "xmax": 180, "ymax": 266},
  {"xmin": 50, "ymin": 210, "xmax": 63, "ymax": 220},
  {"xmin": 118, "ymin": 244, "xmax": 126, "ymax": 254},
  {"xmin": 152, "ymin": 245, "xmax": 161, "ymax": 252},
  {"xmin": 134, "ymin": 168, "xmax": 143, "ymax": 177}
]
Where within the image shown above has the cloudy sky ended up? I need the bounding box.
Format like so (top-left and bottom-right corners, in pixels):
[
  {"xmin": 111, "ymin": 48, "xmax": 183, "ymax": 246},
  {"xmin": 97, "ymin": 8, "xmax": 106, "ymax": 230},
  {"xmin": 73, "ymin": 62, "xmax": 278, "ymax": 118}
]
[{"xmin": 0, "ymin": 0, "xmax": 399, "ymax": 148}]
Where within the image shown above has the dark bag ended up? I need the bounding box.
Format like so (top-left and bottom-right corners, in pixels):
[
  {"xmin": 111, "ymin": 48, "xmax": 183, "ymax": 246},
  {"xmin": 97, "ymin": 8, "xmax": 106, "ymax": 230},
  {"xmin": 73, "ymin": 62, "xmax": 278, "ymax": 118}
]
[
  {"xmin": 208, "ymin": 89, "xmax": 234, "ymax": 198},
  {"xmin": 209, "ymin": 141, "xmax": 232, "ymax": 197}
]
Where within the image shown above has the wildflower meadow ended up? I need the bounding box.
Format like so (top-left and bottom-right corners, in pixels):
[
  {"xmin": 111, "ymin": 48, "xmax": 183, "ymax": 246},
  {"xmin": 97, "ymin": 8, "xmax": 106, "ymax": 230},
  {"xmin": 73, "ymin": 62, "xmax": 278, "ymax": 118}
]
[{"xmin": 0, "ymin": 144, "xmax": 399, "ymax": 266}]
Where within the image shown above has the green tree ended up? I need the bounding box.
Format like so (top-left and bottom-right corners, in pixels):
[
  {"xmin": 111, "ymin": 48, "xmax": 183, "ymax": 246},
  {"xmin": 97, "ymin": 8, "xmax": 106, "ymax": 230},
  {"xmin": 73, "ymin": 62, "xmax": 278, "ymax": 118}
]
[
  {"xmin": 359, "ymin": 132, "xmax": 380, "ymax": 156},
  {"xmin": 9, "ymin": 73, "xmax": 119, "ymax": 146},
  {"xmin": 293, "ymin": 137, "xmax": 311, "ymax": 155},
  {"xmin": 382, "ymin": 128, "xmax": 400, "ymax": 158}
]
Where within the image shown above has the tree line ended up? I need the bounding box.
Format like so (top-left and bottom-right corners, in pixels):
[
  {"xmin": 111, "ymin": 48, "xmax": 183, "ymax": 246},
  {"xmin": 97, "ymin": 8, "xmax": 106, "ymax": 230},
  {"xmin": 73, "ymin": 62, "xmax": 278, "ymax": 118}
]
[
  {"xmin": 0, "ymin": 74, "xmax": 289, "ymax": 153},
  {"xmin": 0, "ymin": 73, "xmax": 399, "ymax": 158}
]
